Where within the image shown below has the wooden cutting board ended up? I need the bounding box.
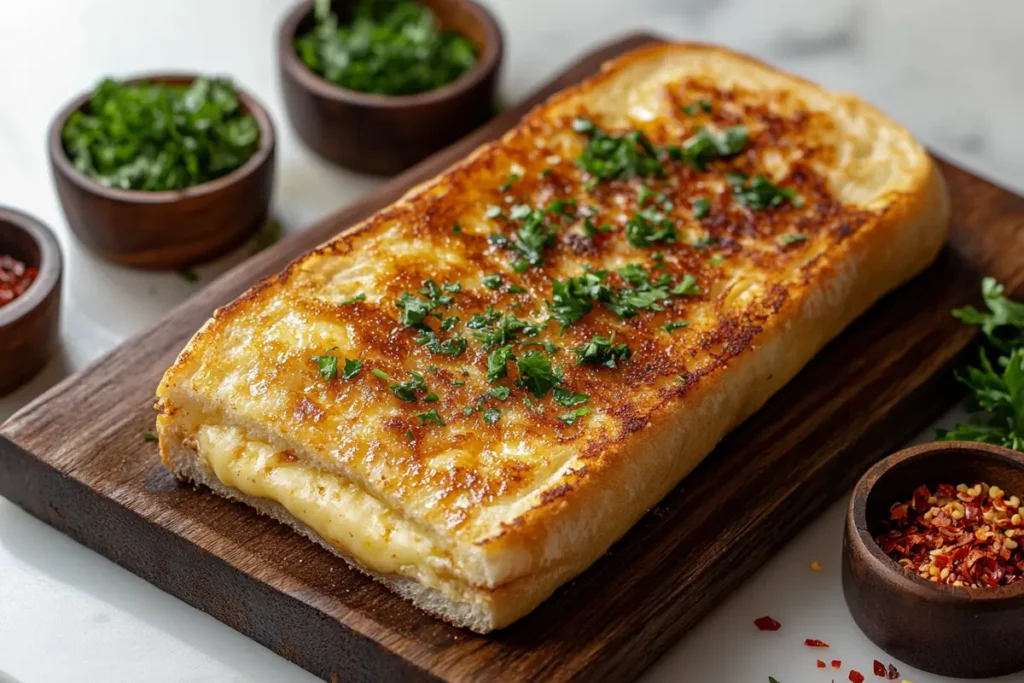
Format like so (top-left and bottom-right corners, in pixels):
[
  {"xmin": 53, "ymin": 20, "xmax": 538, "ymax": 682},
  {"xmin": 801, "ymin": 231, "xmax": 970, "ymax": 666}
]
[{"xmin": 3, "ymin": 33, "xmax": 1024, "ymax": 683}]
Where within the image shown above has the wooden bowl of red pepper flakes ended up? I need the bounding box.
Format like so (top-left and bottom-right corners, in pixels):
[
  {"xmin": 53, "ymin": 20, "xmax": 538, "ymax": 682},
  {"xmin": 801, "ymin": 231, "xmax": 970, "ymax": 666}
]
[
  {"xmin": 0, "ymin": 206, "xmax": 62, "ymax": 395},
  {"xmin": 844, "ymin": 440, "xmax": 1024, "ymax": 679}
]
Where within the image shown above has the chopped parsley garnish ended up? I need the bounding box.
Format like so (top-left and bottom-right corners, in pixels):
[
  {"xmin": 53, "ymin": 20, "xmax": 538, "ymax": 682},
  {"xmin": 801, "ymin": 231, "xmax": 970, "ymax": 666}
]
[
  {"xmin": 424, "ymin": 392, "xmax": 439, "ymax": 402},
  {"xmin": 508, "ymin": 284, "xmax": 526, "ymax": 294},
  {"xmin": 553, "ymin": 387, "xmax": 589, "ymax": 407},
  {"xmin": 468, "ymin": 309, "xmax": 537, "ymax": 348},
  {"xmin": 692, "ymin": 234, "xmax": 717, "ymax": 248},
  {"xmin": 62, "ymin": 77, "xmax": 260, "ymax": 191},
  {"xmin": 311, "ymin": 352, "xmax": 339, "ymax": 380},
  {"xmin": 778, "ymin": 233, "xmax": 808, "ymax": 246},
  {"xmin": 663, "ymin": 321, "xmax": 689, "ymax": 333},
  {"xmin": 441, "ymin": 315, "xmax": 459, "ymax": 330},
  {"xmin": 499, "ymin": 173, "xmax": 521, "ymax": 192},
  {"xmin": 608, "ymin": 266, "xmax": 672, "ymax": 317},
  {"xmin": 414, "ymin": 328, "xmax": 467, "ymax": 357},
  {"xmin": 573, "ymin": 333, "xmax": 631, "ymax": 368},
  {"xmin": 485, "ymin": 204, "xmax": 503, "ymax": 219},
  {"xmin": 729, "ymin": 173, "xmax": 801, "ymax": 210},
  {"xmin": 708, "ymin": 255, "xmax": 725, "ymax": 265},
  {"xmin": 558, "ymin": 406, "xmax": 590, "ymax": 425},
  {"xmin": 486, "ymin": 345, "xmax": 515, "ymax": 383},
  {"xmin": 483, "ymin": 408, "xmax": 501, "ymax": 425},
  {"xmin": 625, "ymin": 207, "xmax": 677, "ymax": 247},
  {"xmin": 573, "ymin": 117, "xmax": 665, "ymax": 181},
  {"xmin": 549, "ymin": 277, "xmax": 596, "ymax": 328},
  {"xmin": 342, "ymin": 358, "xmax": 363, "ymax": 379},
  {"xmin": 372, "ymin": 369, "xmax": 427, "ymax": 402},
  {"xmin": 294, "ymin": 0, "xmax": 477, "ymax": 97},
  {"xmin": 582, "ymin": 217, "xmax": 615, "ymax": 237},
  {"xmin": 691, "ymin": 198, "xmax": 711, "ymax": 219},
  {"xmin": 680, "ymin": 125, "xmax": 748, "ymax": 171},
  {"xmin": 681, "ymin": 99, "xmax": 713, "ymax": 116},
  {"xmin": 452, "ymin": 223, "xmax": 462, "ymax": 234},
  {"xmin": 671, "ymin": 274, "xmax": 701, "ymax": 296},
  {"xmin": 442, "ymin": 282, "xmax": 461, "ymax": 293},
  {"xmin": 487, "ymin": 385, "xmax": 511, "ymax": 401},
  {"xmin": 340, "ymin": 293, "xmax": 365, "ymax": 305},
  {"xmin": 516, "ymin": 351, "xmax": 558, "ymax": 398},
  {"xmin": 546, "ymin": 197, "xmax": 577, "ymax": 217},
  {"xmin": 637, "ymin": 183, "xmax": 656, "ymax": 207},
  {"xmin": 395, "ymin": 293, "xmax": 432, "ymax": 327},
  {"xmin": 481, "ymin": 273, "xmax": 503, "ymax": 290},
  {"xmin": 142, "ymin": 432, "xmax": 158, "ymax": 442},
  {"xmin": 415, "ymin": 409, "xmax": 445, "ymax": 426},
  {"xmin": 508, "ymin": 206, "xmax": 556, "ymax": 270}
]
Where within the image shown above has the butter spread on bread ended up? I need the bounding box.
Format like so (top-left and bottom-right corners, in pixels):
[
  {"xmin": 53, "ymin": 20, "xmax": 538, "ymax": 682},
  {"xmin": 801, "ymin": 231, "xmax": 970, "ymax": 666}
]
[{"xmin": 156, "ymin": 42, "xmax": 949, "ymax": 633}]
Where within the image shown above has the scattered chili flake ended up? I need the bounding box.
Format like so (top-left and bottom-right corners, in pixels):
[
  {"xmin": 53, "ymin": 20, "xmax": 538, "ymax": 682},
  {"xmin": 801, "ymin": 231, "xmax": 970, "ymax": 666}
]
[
  {"xmin": 887, "ymin": 664, "xmax": 900, "ymax": 680},
  {"xmin": 830, "ymin": 660, "xmax": 841, "ymax": 669},
  {"xmin": 850, "ymin": 671, "xmax": 865, "ymax": 683},
  {"xmin": 804, "ymin": 638, "xmax": 829, "ymax": 647},
  {"xmin": 754, "ymin": 616, "xmax": 781, "ymax": 631},
  {"xmin": 810, "ymin": 560, "xmax": 824, "ymax": 571},
  {"xmin": 876, "ymin": 482, "xmax": 1024, "ymax": 588},
  {"xmin": 0, "ymin": 254, "xmax": 37, "ymax": 308},
  {"xmin": 873, "ymin": 660, "xmax": 886, "ymax": 676},
  {"xmin": 816, "ymin": 660, "xmax": 826, "ymax": 668}
]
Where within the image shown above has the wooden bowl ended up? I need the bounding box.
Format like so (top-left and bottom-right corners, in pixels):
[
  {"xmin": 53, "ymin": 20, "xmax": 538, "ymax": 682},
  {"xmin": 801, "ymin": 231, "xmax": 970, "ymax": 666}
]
[
  {"xmin": 48, "ymin": 74, "xmax": 276, "ymax": 270},
  {"xmin": 843, "ymin": 441, "xmax": 1024, "ymax": 678},
  {"xmin": 0, "ymin": 207, "xmax": 62, "ymax": 396},
  {"xmin": 278, "ymin": 0, "xmax": 503, "ymax": 175}
]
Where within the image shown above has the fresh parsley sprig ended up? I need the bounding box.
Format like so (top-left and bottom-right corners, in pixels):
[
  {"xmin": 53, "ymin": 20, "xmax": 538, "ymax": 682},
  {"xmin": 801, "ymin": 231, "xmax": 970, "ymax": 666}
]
[{"xmin": 939, "ymin": 278, "xmax": 1024, "ymax": 450}]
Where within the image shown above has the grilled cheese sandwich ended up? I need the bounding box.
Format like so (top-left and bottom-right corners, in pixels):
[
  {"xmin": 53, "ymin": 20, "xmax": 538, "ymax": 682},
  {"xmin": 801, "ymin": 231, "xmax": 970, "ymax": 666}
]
[{"xmin": 156, "ymin": 42, "xmax": 949, "ymax": 632}]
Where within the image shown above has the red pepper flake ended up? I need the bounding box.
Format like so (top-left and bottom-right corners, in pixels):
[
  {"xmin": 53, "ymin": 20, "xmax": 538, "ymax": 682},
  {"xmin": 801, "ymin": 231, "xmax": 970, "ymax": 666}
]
[
  {"xmin": 887, "ymin": 664, "xmax": 900, "ymax": 680},
  {"xmin": 816, "ymin": 660, "xmax": 826, "ymax": 668},
  {"xmin": 0, "ymin": 254, "xmax": 37, "ymax": 309},
  {"xmin": 873, "ymin": 660, "xmax": 886, "ymax": 676},
  {"xmin": 804, "ymin": 638, "xmax": 829, "ymax": 647},
  {"xmin": 850, "ymin": 672, "xmax": 865, "ymax": 683},
  {"xmin": 754, "ymin": 616, "xmax": 781, "ymax": 631},
  {"xmin": 831, "ymin": 660, "xmax": 842, "ymax": 669},
  {"xmin": 876, "ymin": 482, "xmax": 1024, "ymax": 588}
]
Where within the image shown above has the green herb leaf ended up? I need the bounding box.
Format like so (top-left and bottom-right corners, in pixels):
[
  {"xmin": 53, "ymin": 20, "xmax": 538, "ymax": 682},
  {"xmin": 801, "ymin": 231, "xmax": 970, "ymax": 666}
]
[
  {"xmin": 488, "ymin": 385, "xmax": 511, "ymax": 401},
  {"xmin": 311, "ymin": 353, "xmax": 339, "ymax": 380},
  {"xmin": 340, "ymin": 293, "xmax": 365, "ymax": 305},
  {"xmin": 691, "ymin": 198, "xmax": 711, "ymax": 219},
  {"xmin": 671, "ymin": 274, "xmax": 701, "ymax": 296},
  {"xmin": 483, "ymin": 408, "xmax": 501, "ymax": 425},
  {"xmin": 481, "ymin": 273, "xmax": 503, "ymax": 290},
  {"xmin": 549, "ymin": 278, "xmax": 596, "ymax": 328},
  {"xmin": 663, "ymin": 321, "xmax": 689, "ymax": 333},
  {"xmin": 679, "ymin": 125, "xmax": 748, "ymax": 171},
  {"xmin": 499, "ymin": 173, "xmax": 521, "ymax": 192},
  {"xmin": 485, "ymin": 204, "xmax": 503, "ymax": 219},
  {"xmin": 574, "ymin": 118, "xmax": 665, "ymax": 182},
  {"xmin": 553, "ymin": 387, "xmax": 589, "ymax": 407},
  {"xmin": 372, "ymin": 369, "xmax": 427, "ymax": 403},
  {"xmin": 415, "ymin": 408, "xmax": 445, "ymax": 426},
  {"xmin": 731, "ymin": 174, "xmax": 800, "ymax": 210},
  {"xmin": 295, "ymin": 0, "xmax": 477, "ymax": 96},
  {"xmin": 573, "ymin": 333, "xmax": 631, "ymax": 368},
  {"xmin": 778, "ymin": 233, "xmax": 808, "ymax": 246},
  {"xmin": 625, "ymin": 207, "xmax": 677, "ymax": 247},
  {"xmin": 516, "ymin": 351, "xmax": 558, "ymax": 398},
  {"xmin": 341, "ymin": 358, "xmax": 362, "ymax": 380},
  {"xmin": 558, "ymin": 406, "xmax": 590, "ymax": 425},
  {"xmin": 952, "ymin": 277, "xmax": 1024, "ymax": 352},
  {"xmin": 142, "ymin": 432, "xmax": 158, "ymax": 442},
  {"xmin": 62, "ymin": 77, "xmax": 260, "ymax": 191},
  {"xmin": 487, "ymin": 345, "xmax": 515, "ymax": 383}
]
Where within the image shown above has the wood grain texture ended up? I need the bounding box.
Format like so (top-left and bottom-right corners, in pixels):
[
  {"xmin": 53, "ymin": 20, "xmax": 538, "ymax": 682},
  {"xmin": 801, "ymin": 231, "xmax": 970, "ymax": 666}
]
[
  {"xmin": 278, "ymin": 0, "xmax": 503, "ymax": 175},
  {"xmin": 48, "ymin": 74, "xmax": 276, "ymax": 269},
  {"xmin": 3, "ymin": 34, "xmax": 1024, "ymax": 682}
]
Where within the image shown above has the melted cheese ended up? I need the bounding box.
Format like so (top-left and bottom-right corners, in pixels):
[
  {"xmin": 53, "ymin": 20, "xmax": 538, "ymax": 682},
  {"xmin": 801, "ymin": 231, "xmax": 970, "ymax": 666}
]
[{"xmin": 195, "ymin": 424, "xmax": 462, "ymax": 595}]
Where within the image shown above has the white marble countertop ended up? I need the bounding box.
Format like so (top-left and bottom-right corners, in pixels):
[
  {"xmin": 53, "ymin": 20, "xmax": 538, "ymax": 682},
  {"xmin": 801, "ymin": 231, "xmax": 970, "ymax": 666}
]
[{"xmin": 1, "ymin": 1, "xmax": 1022, "ymax": 681}]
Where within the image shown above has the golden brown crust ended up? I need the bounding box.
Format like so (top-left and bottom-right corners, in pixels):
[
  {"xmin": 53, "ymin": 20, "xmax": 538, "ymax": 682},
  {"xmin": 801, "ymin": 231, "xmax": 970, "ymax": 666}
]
[{"xmin": 156, "ymin": 41, "xmax": 949, "ymax": 631}]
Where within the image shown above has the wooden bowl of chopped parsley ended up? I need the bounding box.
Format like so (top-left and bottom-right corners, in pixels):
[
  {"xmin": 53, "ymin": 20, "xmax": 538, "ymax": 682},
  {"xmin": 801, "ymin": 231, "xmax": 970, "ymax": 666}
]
[
  {"xmin": 49, "ymin": 74, "xmax": 276, "ymax": 269},
  {"xmin": 278, "ymin": 0, "xmax": 502, "ymax": 175}
]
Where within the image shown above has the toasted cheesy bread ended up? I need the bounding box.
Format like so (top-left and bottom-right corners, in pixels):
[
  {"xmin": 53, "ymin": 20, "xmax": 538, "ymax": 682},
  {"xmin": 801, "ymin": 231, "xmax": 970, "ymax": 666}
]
[{"xmin": 156, "ymin": 42, "xmax": 949, "ymax": 633}]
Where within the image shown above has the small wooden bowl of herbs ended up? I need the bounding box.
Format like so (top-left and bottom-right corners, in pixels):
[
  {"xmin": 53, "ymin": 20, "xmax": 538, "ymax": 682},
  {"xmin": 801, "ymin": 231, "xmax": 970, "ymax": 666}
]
[
  {"xmin": 49, "ymin": 74, "xmax": 275, "ymax": 269},
  {"xmin": 278, "ymin": 0, "xmax": 502, "ymax": 175}
]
